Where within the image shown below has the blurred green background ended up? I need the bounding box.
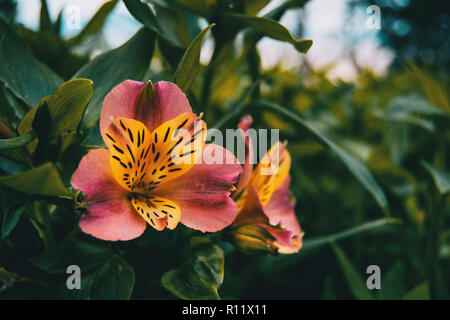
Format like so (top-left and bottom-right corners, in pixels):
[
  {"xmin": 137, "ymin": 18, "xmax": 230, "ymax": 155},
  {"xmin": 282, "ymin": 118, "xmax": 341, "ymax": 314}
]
[{"xmin": 0, "ymin": 0, "xmax": 449, "ymax": 299}]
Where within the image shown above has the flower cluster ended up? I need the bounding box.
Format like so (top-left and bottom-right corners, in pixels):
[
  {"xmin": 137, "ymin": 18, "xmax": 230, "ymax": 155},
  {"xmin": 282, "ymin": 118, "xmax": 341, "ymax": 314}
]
[{"xmin": 72, "ymin": 80, "xmax": 303, "ymax": 254}]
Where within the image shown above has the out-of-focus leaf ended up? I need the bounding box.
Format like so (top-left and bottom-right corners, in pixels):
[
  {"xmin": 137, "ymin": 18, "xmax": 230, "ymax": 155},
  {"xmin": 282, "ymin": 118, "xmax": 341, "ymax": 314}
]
[
  {"xmin": 39, "ymin": 0, "xmax": 51, "ymax": 32},
  {"xmin": 378, "ymin": 261, "xmax": 407, "ymax": 300},
  {"xmin": 303, "ymin": 218, "xmax": 402, "ymax": 251},
  {"xmin": 409, "ymin": 64, "xmax": 449, "ymax": 113},
  {"xmin": 176, "ymin": 0, "xmax": 217, "ymax": 19},
  {"xmin": 174, "ymin": 24, "xmax": 215, "ymax": 92},
  {"xmin": 124, "ymin": 0, "xmax": 183, "ymax": 47},
  {"xmin": 0, "ymin": 17, "xmax": 62, "ymax": 107},
  {"xmin": 385, "ymin": 94, "xmax": 446, "ymax": 117},
  {"xmin": 75, "ymin": 28, "xmax": 155, "ymax": 130},
  {"xmin": 66, "ymin": 0, "xmax": 119, "ymax": 47},
  {"xmin": 91, "ymin": 257, "xmax": 135, "ymax": 300},
  {"xmin": 81, "ymin": 124, "xmax": 106, "ymax": 149},
  {"xmin": 422, "ymin": 161, "xmax": 450, "ymax": 195},
  {"xmin": 243, "ymin": 0, "xmax": 271, "ymax": 15},
  {"xmin": 0, "ymin": 162, "xmax": 71, "ymax": 197},
  {"xmin": 331, "ymin": 242, "xmax": 373, "ymax": 300},
  {"xmin": 161, "ymin": 237, "xmax": 224, "ymax": 300},
  {"xmin": 17, "ymin": 28, "xmax": 89, "ymax": 79},
  {"xmin": 17, "ymin": 79, "xmax": 93, "ymax": 154},
  {"xmin": 402, "ymin": 282, "xmax": 430, "ymax": 300},
  {"xmin": 251, "ymin": 100, "xmax": 388, "ymax": 211},
  {"xmin": 151, "ymin": 1, "xmax": 202, "ymax": 47},
  {"xmin": 225, "ymin": 13, "xmax": 313, "ymax": 53},
  {"xmin": 29, "ymin": 241, "xmax": 114, "ymax": 274},
  {"xmin": 0, "ymin": 131, "xmax": 35, "ymax": 150},
  {"xmin": 1, "ymin": 202, "xmax": 27, "ymax": 240}
]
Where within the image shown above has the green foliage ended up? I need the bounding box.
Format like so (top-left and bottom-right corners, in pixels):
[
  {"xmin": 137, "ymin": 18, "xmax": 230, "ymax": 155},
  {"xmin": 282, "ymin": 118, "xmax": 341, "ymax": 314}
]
[
  {"xmin": 0, "ymin": 162, "xmax": 70, "ymax": 197},
  {"xmin": 226, "ymin": 13, "xmax": 313, "ymax": 53},
  {"xmin": 331, "ymin": 242, "xmax": 373, "ymax": 300},
  {"xmin": 75, "ymin": 28, "xmax": 156, "ymax": 129},
  {"xmin": 66, "ymin": 0, "xmax": 119, "ymax": 47},
  {"xmin": 174, "ymin": 24, "xmax": 215, "ymax": 92},
  {"xmin": 161, "ymin": 238, "xmax": 224, "ymax": 299},
  {"xmin": 0, "ymin": 17, "xmax": 62, "ymax": 107}
]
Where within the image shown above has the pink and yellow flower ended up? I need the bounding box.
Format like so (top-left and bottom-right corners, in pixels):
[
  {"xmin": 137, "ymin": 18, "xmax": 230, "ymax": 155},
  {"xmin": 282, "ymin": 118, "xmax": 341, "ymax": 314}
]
[
  {"xmin": 231, "ymin": 115, "xmax": 303, "ymax": 254},
  {"xmin": 71, "ymin": 80, "xmax": 242, "ymax": 241}
]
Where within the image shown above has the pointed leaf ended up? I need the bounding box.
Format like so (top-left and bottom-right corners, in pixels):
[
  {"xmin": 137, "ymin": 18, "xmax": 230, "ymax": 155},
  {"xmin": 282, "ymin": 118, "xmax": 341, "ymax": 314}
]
[
  {"xmin": 402, "ymin": 282, "xmax": 430, "ymax": 300},
  {"xmin": 174, "ymin": 24, "xmax": 215, "ymax": 92},
  {"xmin": 0, "ymin": 162, "xmax": 71, "ymax": 197},
  {"xmin": 0, "ymin": 17, "xmax": 62, "ymax": 107},
  {"xmin": 226, "ymin": 13, "xmax": 313, "ymax": 53},
  {"xmin": 0, "ymin": 131, "xmax": 35, "ymax": 150},
  {"xmin": 18, "ymin": 79, "xmax": 93, "ymax": 145},
  {"xmin": 66, "ymin": 0, "xmax": 119, "ymax": 47},
  {"xmin": 74, "ymin": 28, "xmax": 155, "ymax": 130},
  {"xmin": 161, "ymin": 237, "xmax": 224, "ymax": 300},
  {"xmin": 422, "ymin": 161, "xmax": 450, "ymax": 195},
  {"xmin": 1, "ymin": 202, "xmax": 27, "ymax": 240},
  {"xmin": 331, "ymin": 242, "xmax": 373, "ymax": 300}
]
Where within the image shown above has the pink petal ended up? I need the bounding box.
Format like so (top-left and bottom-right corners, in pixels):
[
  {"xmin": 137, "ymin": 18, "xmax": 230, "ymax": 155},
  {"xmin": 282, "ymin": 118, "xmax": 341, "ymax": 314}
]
[
  {"xmin": 153, "ymin": 144, "xmax": 242, "ymax": 232},
  {"xmin": 100, "ymin": 80, "xmax": 192, "ymax": 139},
  {"xmin": 264, "ymin": 175, "xmax": 302, "ymax": 235},
  {"xmin": 100, "ymin": 80, "xmax": 144, "ymax": 138},
  {"xmin": 71, "ymin": 149, "xmax": 146, "ymax": 241},
  {"xmin": 233, "ymin": 115, "xmax": 255, "ymax": 196}
]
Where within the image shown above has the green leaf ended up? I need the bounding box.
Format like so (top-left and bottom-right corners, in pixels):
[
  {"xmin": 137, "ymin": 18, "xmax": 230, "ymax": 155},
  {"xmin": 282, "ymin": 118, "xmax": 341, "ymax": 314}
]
[
  {"xmin": 0, "ymin": 162, "xmax": 71, "ymax": 197},
  {"xmin": 226, "ymin": 13, "xmax": 313, "ymax": 53},
  {"xmin": 250, "ymin": 100, "xmax": 388, "ymax": 211},
  {"xmin": 422, "ymin": 161, "xmax": 450, "ymax": 195},
  {"xmin": 176, "ymin": 0, "xmax": 217, "ymax": 19},
  {"xmin": 161, "ymin": 237, "xmax": 224, "ymax": 300},
  {"xmin": 29, "ymin": 240, "xmax": 114, "ymax": 274},
  {"xmin": 17, "ymin": 79, "xmax": 94, "ymax": 154},
  {"xmin": 123, "ymin": 0, "xmax": 182, "ymax": 46},
  {"xmin": 173, "ymin": 24, "xmax": 215, "ymax": 92},
  {"xmin": 331, "ymin": 242, "xmax": 373, "ymax": 300},
  {"xmin": 1, "ymin": 202, "xmax": 27, "ymax": 240},
  {"xmin": 303, "ymin": 218, "xmax": 402, "ymax": 251},
  {"xmin": 81, "ymin": 124, "xmax": 106, "ymax": 149},
  {"xmin": 39, "ymin": 0, "xmax": 51, "ymax": 32},
  {"xmin": 123, "ymin": 0, "xmax": 162, "ymax": 33},
  {"xmin": 243, "ymin": 0, "xmax": 271, "ymax": 16},
  {"xmin": 0, "ymin": 131, "xmax": 35, "ymax": 150},
  {"xmin": 91, "ymin": 257, "xmax": 135, "ymax": 300},
  {"xmin": 402, "ymin": 282, "xmax": 430, "ymax": 300},
  {"xmin": 66, "ymin": 0, "xmax": 119, "ymax": 47},
  {"xmin": 0, "ymin": 17, "xmax": 62, "ymax": 107},
  {"xmin": 75, "ymin": 28, "xmax": 155, "ymax": 130}
]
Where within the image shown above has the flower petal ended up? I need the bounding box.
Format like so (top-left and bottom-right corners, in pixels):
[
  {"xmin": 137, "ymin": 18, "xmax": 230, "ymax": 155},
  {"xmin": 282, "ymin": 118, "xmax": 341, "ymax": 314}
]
[
  {"xmin": 233, "ymin": 115, "xmax": 255, "ymax": 196},
  {"xmin": 250, "ymin": 141, "xmax": 291, "ymax": 205},
  {"xmin": 153, "ymin": 144, "xmax": 242, "ymax": 232},
  {"xmin": 100, "ymin": 80, "xmax": 192, "ymax": 138},
  {"xmin": 100, "ymin": 80, "xmax": 144, "ymax": 138},
  {"xmin": 130, "ymin": 194, "xmax": 179, "ymax": 231},
  {"xmin": 264, "ymin": 175, "xmax": 301, "ymax": 235},
  {"xmin": 71, "ymin": 149, "xmax": 146, "ymax": 241}
]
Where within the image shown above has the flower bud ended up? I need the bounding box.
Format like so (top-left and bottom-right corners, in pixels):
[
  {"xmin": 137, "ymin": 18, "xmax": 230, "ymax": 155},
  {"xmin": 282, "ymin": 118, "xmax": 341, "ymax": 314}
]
[{"xmin": 229, "ymin": 224, "xmax": 278, "ymax": 255}]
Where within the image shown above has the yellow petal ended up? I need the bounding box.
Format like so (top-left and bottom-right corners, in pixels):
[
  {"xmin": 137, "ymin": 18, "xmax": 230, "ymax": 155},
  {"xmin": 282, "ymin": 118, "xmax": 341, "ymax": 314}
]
[
  {"xmin": 141, "ymin": 112, "xmax": 206, "ymax": 189},
  {"xmin": 130, "ymin": 194, "xmax": 181, "ymax": 230},
  {"xmin": 250, "ymin": 142, "xmax": 291, "ymax": 206},
  {"xmin": 104, "ymin": 117, "xmax": 152, "ymax": 193}
]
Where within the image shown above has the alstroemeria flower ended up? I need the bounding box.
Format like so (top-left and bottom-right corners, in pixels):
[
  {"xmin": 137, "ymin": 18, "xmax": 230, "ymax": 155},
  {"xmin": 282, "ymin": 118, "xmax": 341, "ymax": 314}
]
[
  {"xmin": 231, "ymin": 115, "xmax": 303, "ymax": 254},
  {"xmin": 71, "ymin": 80, "xmax": 242, "ymax": 241}
]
